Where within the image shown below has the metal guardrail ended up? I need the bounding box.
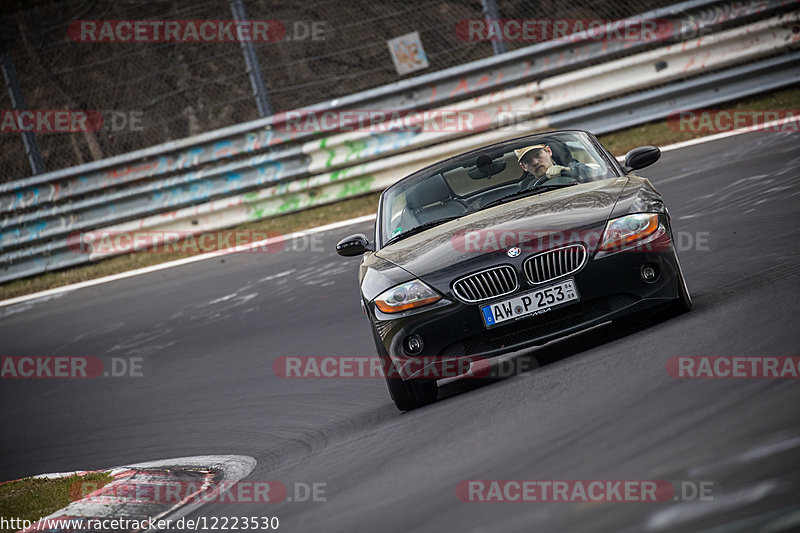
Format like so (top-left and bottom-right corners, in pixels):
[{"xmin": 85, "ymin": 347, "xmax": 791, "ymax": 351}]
[
  {"xmin": 0, "ymin": 0, "xmax": 798, "ymax": 284},
  {"xmin": 0, "ymin": 0, "xmax": 788, "ymax": 212},
  {"xmin": 2, "ymin": 12, "xmax": 795, "ymax": 248},
  {"xmin": 550, "ymin": 51, "xmax": 800, "ymax": 134}
]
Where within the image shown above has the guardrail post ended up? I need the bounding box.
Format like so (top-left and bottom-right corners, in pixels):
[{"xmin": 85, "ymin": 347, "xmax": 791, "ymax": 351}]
[
  {"xmin": 1, "ymin": 44, "xmax": 46, "ymax": 175},
  {"xmin": 481, "ymin": 0, "xmax": 507, "ymax": 56},
  {"xmin": 229, "ymin": 0, "xmax": 273, "ymax": 117}
]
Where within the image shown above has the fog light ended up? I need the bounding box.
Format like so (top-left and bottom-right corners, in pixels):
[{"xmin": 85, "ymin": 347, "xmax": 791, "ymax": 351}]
[
  {"xmin": 641, "ymin": 264, "xmax": 659, "ymax": 283},
  {"xmin": 405, "ymin": 334, "xmax": 424, "ymax": 355}
]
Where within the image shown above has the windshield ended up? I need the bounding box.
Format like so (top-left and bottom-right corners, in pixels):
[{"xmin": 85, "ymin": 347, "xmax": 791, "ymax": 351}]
[{"xmin": 379, "ymin": 131, "xmax": 618, "ymax": 246}]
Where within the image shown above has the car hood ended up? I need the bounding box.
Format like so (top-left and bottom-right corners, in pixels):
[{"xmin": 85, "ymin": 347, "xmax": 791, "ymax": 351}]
[{"xmin": 375, "ymin": 177, "xmax": 628, "ymax": 285}]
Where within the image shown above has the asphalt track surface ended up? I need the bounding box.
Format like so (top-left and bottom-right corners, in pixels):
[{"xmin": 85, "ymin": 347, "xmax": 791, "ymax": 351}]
[{"xmin": 1, "ymin": 130, "xmax": 799, "ymax": 532}]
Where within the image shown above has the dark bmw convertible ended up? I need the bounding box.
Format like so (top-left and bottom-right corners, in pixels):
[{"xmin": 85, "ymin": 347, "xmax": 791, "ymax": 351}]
[{"xmin": 337, "ymin": 130, "xmax": 691, "ymax": 410}]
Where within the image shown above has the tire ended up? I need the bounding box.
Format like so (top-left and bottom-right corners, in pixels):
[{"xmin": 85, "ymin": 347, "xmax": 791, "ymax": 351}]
[
  {"xmin": 383, "ymin": 366, "xmax": 438, "ymax": 411},
  {"xmin": 650, "ymin": 261, "xmax": 692, "ymax": 322},
  {"xmin": 664, "ymin": 246, "xmax": 693, "ymax": 315},
  {"xmin": 371, "ymin": 326, "xmax": 437, "ymax": 411},
  {"xmin": 614, "ymin": 264, "xmax": 692, "ymax": 329},
  {"xmin": 665, "ymin": 269, "xmax": 693, "ymax": 316}
]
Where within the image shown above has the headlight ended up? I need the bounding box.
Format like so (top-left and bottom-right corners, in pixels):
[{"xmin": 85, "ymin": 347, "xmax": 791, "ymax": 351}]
[
  {"xmin": 374, "ymin": 279, "xmax": 441, "ymax": 313},
  {"xmin": 598, "ymin": 213, "xmax": 659, "ymax": 251}
]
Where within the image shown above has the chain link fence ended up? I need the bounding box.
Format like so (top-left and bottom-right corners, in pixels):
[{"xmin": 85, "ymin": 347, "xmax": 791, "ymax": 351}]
[{"xmin": 1, "ymin": 0, "xmax": 674, "ymax": 183}]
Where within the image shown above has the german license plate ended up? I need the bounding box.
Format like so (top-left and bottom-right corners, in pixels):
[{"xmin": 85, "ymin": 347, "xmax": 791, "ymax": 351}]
[{"xmin": 480, "ymin": 279, "xmax": 579, "ymax": 328}]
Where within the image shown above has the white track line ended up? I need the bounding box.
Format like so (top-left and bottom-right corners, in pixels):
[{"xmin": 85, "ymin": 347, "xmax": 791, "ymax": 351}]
[
  {"xmin": 615, "ymin": 115, "xmax": 800, "ymax": 161},
  {"xmin": 2, "ymin": 120, "xmax": 797, "ymax": 309},
  {"xmin": 659, "ymin": 115, "xmax": 799, "ymax": 152},
  {"xmin": 0, "ymin": 215, "xmax": 376, "ymax": 308}
]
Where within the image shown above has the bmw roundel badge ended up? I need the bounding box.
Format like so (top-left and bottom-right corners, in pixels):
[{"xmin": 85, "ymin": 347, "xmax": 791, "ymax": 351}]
[{"xmin": 506, "ymin": 247, "xmax": 521, "ymax": 258}]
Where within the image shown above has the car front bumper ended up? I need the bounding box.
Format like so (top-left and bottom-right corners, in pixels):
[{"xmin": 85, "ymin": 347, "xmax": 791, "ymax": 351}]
[{"xmin": 370, "ymin": 236, "xmax": 684, "ymax": 381}]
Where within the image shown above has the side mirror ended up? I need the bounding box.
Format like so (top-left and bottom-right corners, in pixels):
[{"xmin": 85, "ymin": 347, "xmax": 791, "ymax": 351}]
[
  {"xmin": 624, "ymin": 146, "xmax": 661, "ymax": 172},
  {"xmin": 336, "ymin": 234, "xmax": 373, "ymax": 256}
]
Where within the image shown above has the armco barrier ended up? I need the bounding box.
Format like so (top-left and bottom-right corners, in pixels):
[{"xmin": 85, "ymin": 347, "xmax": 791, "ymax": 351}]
[
  {"xmin": 550, "ymin": 52, "xmax": 800, "ymax": 134},
  {"xmin": 2, "ymin": 11, "xmax": 796, "ymax": 252},
  {"xmin": 2, "ymin": 54, "xmax": 797, "ymax": 284},
  {"xmin": 0, "ymin": 0, "xmax": 798, "ymax": 283},
  {"xmin": 0, "ymin": 0, "xmax": 788, "ymax": 212}
]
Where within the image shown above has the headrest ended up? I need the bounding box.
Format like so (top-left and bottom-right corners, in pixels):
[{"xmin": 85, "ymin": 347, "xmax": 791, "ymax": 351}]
[{"xmin": 406, "ymin": 174, "xmax": 451, "ymax": 210}]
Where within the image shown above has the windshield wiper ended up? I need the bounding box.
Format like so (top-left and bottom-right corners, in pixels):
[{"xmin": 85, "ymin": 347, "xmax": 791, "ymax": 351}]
[
  {"xmin": 479, "ymin": 183, "xmax": 578, "ymax": 211},
  {"xmin": 384, "ymin": 216, "xmax": 461, "ymax": 247}
]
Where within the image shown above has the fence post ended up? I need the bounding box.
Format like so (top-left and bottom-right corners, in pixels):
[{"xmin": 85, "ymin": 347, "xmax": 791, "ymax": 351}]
[
  {"xmin": 229, "ymin": 0, "xmax": 273, "ymax": 117},
  {"xmin": 481, "ymin": 0, "xmax": 507, "ymax": 56},
  {"xmin": 0, "ymin": 44, "xmax": 46, "ymax": 175}
]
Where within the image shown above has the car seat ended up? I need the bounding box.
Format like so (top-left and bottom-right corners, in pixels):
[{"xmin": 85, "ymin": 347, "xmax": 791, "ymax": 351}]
[{"xmin": 402, "ymin": 174, "xmax": 467, "ymax": 227}]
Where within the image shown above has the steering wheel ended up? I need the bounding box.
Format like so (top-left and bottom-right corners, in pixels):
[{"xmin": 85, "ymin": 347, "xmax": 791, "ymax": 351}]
[
  {"xmin": 522, "ymin": 173, "xmax": 578, "ymax": 191},
  {"xmin": 518, "ymin": 172, "xmax": 537, "ymax": 191},
  {"xmin": 558, "ymin": 168, "xmax": 581, "ymax": 181}
]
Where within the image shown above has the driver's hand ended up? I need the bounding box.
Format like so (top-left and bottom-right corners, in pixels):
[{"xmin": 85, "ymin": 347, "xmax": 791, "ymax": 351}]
[{"xmin": 545, "ymin": 165, "xmax": 569, "ymax": 178}]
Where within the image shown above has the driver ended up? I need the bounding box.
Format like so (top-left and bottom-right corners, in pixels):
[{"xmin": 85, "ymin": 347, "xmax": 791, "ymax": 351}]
[{"xmin": 515, "ymin": 144, "xmax": 592, "ymax": 185}]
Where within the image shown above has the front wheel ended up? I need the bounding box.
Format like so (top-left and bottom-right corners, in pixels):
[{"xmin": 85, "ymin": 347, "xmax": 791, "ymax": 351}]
[
  {"xmin": 649, "ymin": 263, "xmax": 692, "ymax": 323},
  {"xmin": 663, "ymin": 245, "xmax": 693, "ymax": 316},
  {"xmin": 664, "ymin": 269, "xmax": 692, "ymax": 316},
  {"xmin": 371, "ymin": 326, "xmax": 437, "ymax": 410},
  {"xmin": 383, "ymin": 364, "xmax": 438, "ymax": 411},
  {"xmin": 613, "ymin": 267, "xmax": 692, "ymax": 330}
]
